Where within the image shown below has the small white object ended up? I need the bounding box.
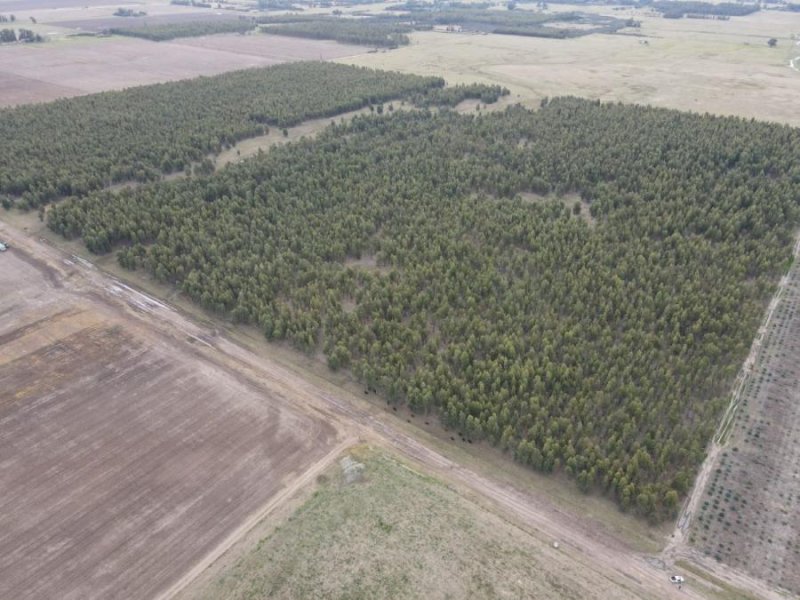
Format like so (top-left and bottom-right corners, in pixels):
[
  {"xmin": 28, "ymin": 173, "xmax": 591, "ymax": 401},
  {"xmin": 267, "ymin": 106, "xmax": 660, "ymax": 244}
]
[{"xmin": 670, "ymin": 575, "xmax": 685, "ymax": 584}]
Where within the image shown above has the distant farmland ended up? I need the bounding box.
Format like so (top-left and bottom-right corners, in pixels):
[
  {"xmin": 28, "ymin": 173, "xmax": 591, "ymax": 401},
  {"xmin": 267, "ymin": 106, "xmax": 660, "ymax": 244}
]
[{"xmin": 0, "ymin": 35, "xmax": 369, "ymax": 108}]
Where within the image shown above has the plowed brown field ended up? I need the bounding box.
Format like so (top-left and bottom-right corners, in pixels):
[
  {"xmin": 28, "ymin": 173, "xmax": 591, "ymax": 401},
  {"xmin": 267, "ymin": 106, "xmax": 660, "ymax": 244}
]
[
  {"xmin": 0, "ymin": 247, "xmax": 341, "ymax": 600},
  {"xmin": 0, "ymin": 35, "xmax": 367, "ymax": 108}
]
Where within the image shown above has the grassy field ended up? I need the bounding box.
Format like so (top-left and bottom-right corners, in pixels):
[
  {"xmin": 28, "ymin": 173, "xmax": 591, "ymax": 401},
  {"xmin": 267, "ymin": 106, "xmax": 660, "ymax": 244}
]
[
  {"xmin": 183, "ymin": 446, "xmax": 652, "ymax": 600},
  {"xmin": 337, "ymin": 7, "xmax": 800, "ymax": 125}
]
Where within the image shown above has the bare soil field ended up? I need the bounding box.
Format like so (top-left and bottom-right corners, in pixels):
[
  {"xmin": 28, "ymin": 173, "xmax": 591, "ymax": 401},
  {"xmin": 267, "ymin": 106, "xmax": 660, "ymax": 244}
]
[
  {"xmin": 171, "ymin": 33, "xmax": 366, "ymax": 61},
  {"xmin": 0, "ymin": 34, "xmax": 367, "ymax": 107},
  {"xmin": 340, "ymin": 8, "xmax": 800, "ymax": 126},
  {"xmin": 0, "ymin": 0, "xmax": 118, "ymax": 9},
  {"xmin": 2, "ymin": 0, "xmax": 213, "ymax": 22},
  {"xmin": 0, "ymin": 235, "xmax": 342, "ymax": 600},
  {"xmin": 0, "ymin": 70, "xmax": 82, "ymax": 107},
  {"xmin": 688, "ymin": 245, "xmax": 800, "ymax": 596}
]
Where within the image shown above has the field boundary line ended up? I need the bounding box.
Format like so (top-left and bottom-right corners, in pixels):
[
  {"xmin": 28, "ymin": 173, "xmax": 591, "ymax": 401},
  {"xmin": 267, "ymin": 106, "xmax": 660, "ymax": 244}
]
[
  {"xmin": 716, "ymin": 231, "xmax": 800, "ymax": 444},
  {"xmin": 667, "ymin": 231, "xmax": 800, "ymax": 551},
  {"xmin": 155, "ymin": 436, "xmax": 357, "ymax": 600}
]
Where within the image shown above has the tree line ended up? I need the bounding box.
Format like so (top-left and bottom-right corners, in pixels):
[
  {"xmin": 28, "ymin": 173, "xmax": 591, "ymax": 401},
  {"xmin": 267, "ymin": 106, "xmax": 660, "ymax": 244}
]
[
  {"xmin": 261, "ymin": 19, "xmax": 412, "ymax": 48},
  {"xmin": 650, "ymin": 1, "xmax": 759, "ymax": 18},
  {"xmin": 114, "ymin": 8, "xmax": 147, "ymax": 17},
  {"xmin": 392, "ymin": 0, "xmax": 759, "ymax": 19},
  {"xmin": 171, "ymin": 0, "xmax": 213, "ymax": 7},
  {"xmin": 46, "ymin": 99, "xmax": 800, "ymax": 520},
  {"xmin": 111, "ymin": 19, "xmax": 254, "ymax": 41},
  {"xmin": 0, "ymin": 62, "xmax": 443, "ymax": 209},
  {"xmin": 413, "ymin": 83, "xmax": 510, "ymax": 107},
  {"xmin": 257, "ymin": 7, "xmax": 627, "ymax": 42},
  {"xmin": 0, "ymin": 27, "xmax": 43, "ymax": 43},
  {"xmin": 385, "ymin": 3, "xmax": 628, "ymax": 36}
]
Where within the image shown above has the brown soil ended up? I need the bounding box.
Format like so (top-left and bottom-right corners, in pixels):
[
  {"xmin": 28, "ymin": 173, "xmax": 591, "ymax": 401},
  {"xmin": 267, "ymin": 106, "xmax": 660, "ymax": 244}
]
[
  {"xmin": 0, "ymin": 34, "xmax": 367, "ymax": 108},
  {"xmin": 0, "ymin": 238, "xmax": 342, "ymax": 600},
  {"xmin": 0, "ymin": 71, "xmax": 82, "ymax": 108}
]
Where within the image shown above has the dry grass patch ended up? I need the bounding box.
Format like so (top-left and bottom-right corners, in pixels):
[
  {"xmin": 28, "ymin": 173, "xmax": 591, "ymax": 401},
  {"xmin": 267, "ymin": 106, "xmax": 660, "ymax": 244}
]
[
  {"xmin": 344, "ymin": 253, "xmax": 390, "ymax": 274},
  {"xmin": 337, "ymin": 10, "xmax": 800, "ymax": 126},
  {"xmin": 674, "ymin": 560, "xmax": 762, "ymax": 600},
  {"xmin": 516, "ymin": 191, "xmax": 596, "ymax": 226},
  {"xmin": 188, "ymin": 447, "xmax": 650, "ymax": 600}
]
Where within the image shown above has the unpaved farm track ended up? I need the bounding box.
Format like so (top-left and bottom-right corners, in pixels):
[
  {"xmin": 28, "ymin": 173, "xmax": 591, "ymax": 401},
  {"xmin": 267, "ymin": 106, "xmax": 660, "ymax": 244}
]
[{"xmin": 0, "ymin": 221, "xmax": 782, "ymax": 600}]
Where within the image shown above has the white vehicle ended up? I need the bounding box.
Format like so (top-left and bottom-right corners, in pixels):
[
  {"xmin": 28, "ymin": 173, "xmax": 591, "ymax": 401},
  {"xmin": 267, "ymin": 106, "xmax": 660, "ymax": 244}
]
[
  {"xmin": 0, "ymin": 242, "xmax": 8, "ymax": 252},
  {"xmin": 670, "ymin": 575, "xmax": 685, "ymax": 584}
]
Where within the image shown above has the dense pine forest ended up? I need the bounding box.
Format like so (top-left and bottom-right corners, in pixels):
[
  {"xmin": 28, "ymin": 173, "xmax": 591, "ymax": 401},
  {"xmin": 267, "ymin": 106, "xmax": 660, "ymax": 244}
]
[
  {"xmin": 383, "ymin": 4, "xmax": 630, "ymax": 36},
  {"xmin": 256, "ymin": 8, "xmax": 628, "ymax": 42},
  {"xmin": 412, "ymin": 83, "xmax": 509, "ymax": 107},
  {"xmin": 45, "ymin": 99, "xmax": 800, "ymax": 520},
  {"xmin": 110, "ymin": 19, "xmax": 255, "ymax": 41},
  {"xmin": 650, "ymin": 1, "xmax": 759, "ymax": 18},
  {"xmin": 0, "ymin": 63, "xmax": 442, "ymax": 209},
  {"xmin": 261, "ymin": 19, "xmax": 413, "ymax": 48}
]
